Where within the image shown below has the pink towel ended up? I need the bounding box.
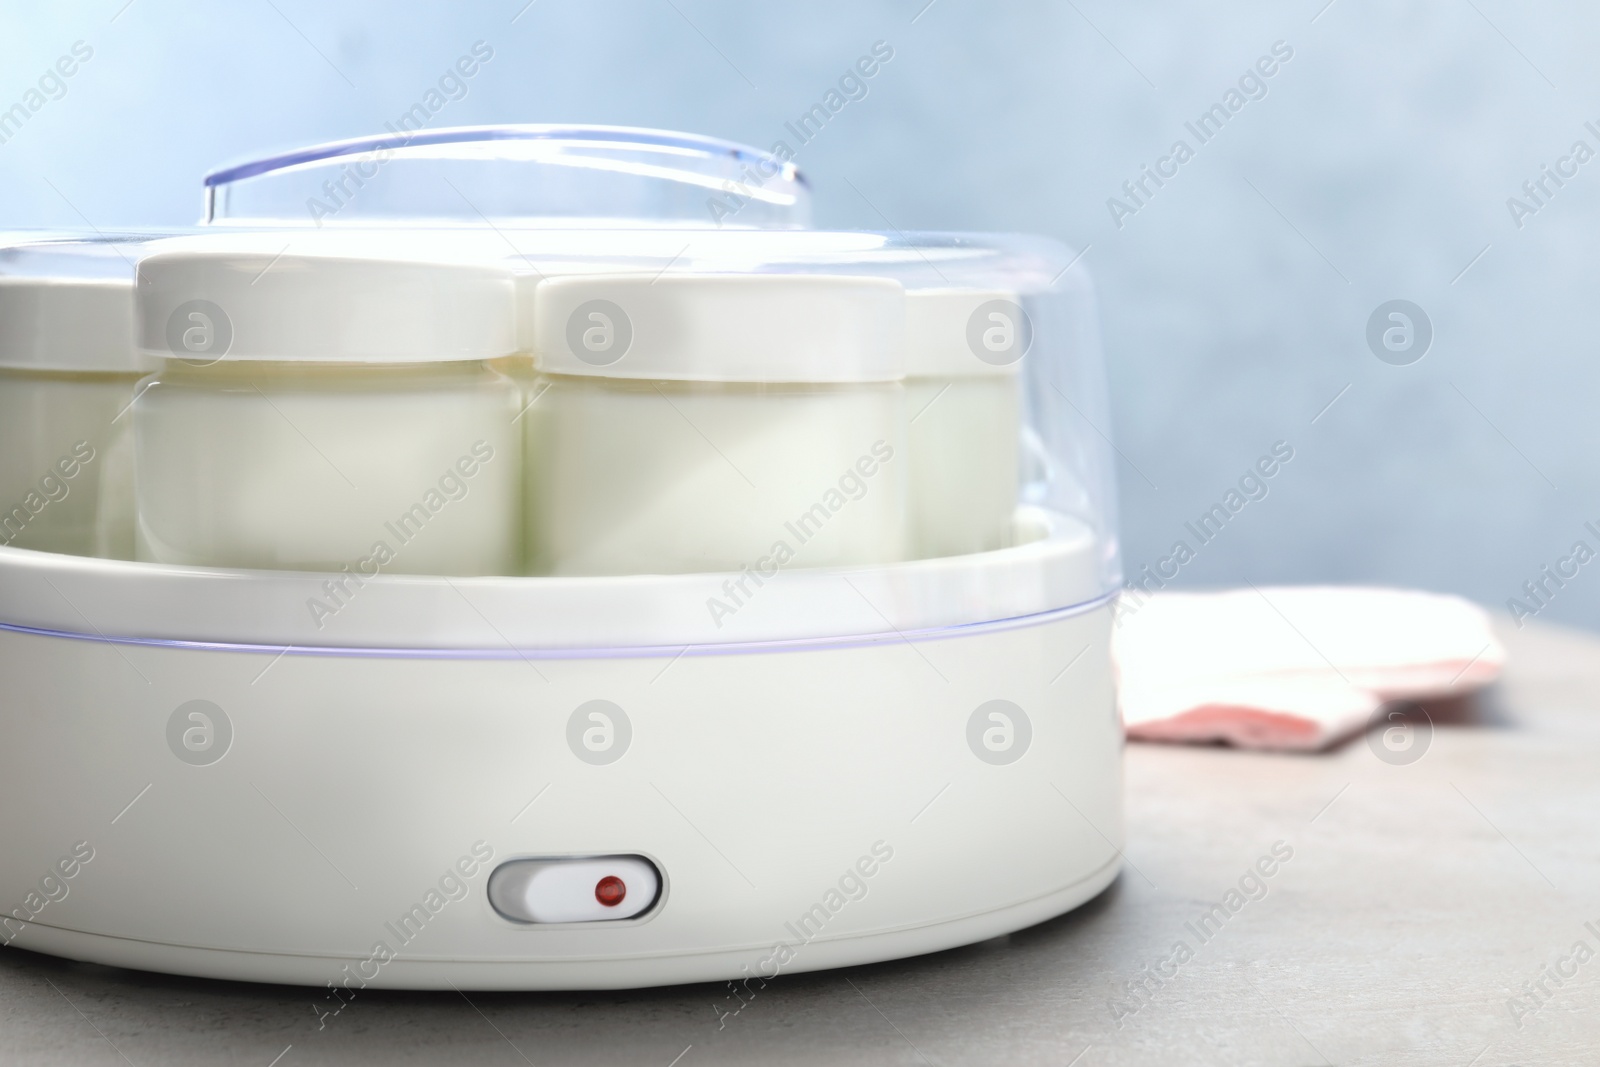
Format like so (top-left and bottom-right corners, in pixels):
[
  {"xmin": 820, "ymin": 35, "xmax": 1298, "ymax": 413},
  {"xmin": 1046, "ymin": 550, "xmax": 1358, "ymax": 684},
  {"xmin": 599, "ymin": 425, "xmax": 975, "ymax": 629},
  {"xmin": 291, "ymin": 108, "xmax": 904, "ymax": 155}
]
[{"xmin": 1112, "ymin": 586, "xmax": 1504, "ymax": 751}]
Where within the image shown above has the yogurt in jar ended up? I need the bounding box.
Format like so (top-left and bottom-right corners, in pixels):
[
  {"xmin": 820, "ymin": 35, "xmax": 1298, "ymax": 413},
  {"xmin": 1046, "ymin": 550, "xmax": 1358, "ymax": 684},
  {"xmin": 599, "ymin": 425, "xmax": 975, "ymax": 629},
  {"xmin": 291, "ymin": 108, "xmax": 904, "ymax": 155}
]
[
  {"xmin": 904, "ymin": 289, "xmax": 1025, "ymax": 559},
  {"xmin": 527, "ymin": 273, "xmax": 908, "ymax": 576},
  {"xmin": 0, "ymin": 275, "xmax": 151, "ymax": 558}
]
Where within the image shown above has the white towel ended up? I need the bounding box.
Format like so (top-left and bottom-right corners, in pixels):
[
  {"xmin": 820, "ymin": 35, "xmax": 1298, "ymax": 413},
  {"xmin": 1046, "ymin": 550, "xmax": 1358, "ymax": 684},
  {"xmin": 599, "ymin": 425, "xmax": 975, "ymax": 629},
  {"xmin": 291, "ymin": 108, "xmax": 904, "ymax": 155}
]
[{"xmin": 1112, "ymin": 586, "xmax": 1504, "ymax": 751}]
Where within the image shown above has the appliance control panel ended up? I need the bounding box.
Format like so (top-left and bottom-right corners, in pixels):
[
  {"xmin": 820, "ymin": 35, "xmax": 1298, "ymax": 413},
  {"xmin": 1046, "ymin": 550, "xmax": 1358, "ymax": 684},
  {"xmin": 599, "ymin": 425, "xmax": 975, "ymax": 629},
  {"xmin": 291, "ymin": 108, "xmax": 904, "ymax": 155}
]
[{"xmin": 487, "ymin": 855, "xmax": 662, "ymax": 924}]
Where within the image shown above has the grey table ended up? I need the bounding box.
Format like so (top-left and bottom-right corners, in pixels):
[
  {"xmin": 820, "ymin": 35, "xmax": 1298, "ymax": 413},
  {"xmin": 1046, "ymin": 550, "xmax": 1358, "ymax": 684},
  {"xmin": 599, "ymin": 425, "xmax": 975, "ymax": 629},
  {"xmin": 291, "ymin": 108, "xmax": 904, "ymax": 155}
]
[{"xmin": 3, "ymin": 619, "xmax": 1597, "ymax": 1066}]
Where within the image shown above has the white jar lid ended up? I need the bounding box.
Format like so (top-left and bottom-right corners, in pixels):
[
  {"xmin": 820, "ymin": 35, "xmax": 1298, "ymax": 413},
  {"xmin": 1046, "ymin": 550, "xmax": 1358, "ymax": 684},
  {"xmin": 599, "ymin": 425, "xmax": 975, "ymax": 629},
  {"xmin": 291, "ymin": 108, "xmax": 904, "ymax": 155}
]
[
  {"xmin": 136, "ymin": 235, "xmax": 516, "ymax": 364},
  {"xmin": 0, "ymin": 276, "xmax": 151, "ymax": 373},
  {"xmin": 906, "ymin": 288, "xmax": 1030, "ymax": 378},
  {"xmin": 531, "ymin": 273, "xmax": 905, "ymax": 383}
]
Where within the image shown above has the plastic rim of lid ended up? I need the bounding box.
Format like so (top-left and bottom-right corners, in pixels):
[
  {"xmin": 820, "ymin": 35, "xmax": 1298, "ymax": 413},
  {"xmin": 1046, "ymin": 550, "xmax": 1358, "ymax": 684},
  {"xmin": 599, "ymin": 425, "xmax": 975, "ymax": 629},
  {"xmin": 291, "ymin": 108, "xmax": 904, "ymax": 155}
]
[
  {"xmin": 136, "ymin": 238, "xmax": 516, "ymax": 364},
  {"xmin": 201, "ymin": 124, "xmax": 811, "ymax": 230},
  {"xmin": 0, "ymin": 276, "xmax": 151, "ymax": 374},
  {"xmin": 531, "ymin": 273, "xmax": 905, "ymax": 383},
  {"xmin": 905, "ymin": 288, "xmax": 1029, "ymax": 379}
]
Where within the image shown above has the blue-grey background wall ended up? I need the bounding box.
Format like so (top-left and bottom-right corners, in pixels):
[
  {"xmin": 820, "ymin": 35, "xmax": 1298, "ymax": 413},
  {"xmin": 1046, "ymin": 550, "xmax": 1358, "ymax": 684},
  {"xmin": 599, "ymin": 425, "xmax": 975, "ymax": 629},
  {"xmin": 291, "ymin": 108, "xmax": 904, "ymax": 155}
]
[{"xmin": 3, "ymin": 1, "xmax": 1594, "ymax": 629}]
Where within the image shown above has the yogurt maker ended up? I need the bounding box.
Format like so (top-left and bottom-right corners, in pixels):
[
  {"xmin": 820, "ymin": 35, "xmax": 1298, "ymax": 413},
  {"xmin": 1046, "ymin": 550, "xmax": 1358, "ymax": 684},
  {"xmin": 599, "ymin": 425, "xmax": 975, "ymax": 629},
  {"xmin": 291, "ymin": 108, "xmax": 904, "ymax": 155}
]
[{"xmin": 0, "ymin": 127, "xmax": 1123, "ymax": 990}]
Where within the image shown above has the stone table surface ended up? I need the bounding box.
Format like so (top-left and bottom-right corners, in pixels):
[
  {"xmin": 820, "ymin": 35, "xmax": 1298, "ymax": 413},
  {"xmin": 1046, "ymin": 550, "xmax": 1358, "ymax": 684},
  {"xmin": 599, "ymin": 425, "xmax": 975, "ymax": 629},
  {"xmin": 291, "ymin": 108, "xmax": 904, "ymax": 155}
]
[{"xmin": 2, "ymin": 618, "xmax": 1597, "ymax": 1066}]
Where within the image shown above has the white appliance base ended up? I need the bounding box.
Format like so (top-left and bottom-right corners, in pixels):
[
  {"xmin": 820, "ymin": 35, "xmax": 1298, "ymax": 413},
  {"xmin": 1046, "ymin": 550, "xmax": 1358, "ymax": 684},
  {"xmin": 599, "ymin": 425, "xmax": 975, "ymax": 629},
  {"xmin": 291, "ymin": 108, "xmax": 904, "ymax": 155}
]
[{"xmin": 0, "ymin": 544, "xmax": 1121, "ymax": 991}]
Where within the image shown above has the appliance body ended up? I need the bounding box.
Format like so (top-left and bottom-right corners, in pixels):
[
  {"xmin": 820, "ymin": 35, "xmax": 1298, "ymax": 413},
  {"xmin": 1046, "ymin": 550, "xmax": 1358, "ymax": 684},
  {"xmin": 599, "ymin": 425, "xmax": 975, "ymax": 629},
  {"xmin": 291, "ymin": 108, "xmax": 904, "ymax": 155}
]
[{"xmin": 0, "ymin": 526, "xmax": 1120, "ymax": 990}]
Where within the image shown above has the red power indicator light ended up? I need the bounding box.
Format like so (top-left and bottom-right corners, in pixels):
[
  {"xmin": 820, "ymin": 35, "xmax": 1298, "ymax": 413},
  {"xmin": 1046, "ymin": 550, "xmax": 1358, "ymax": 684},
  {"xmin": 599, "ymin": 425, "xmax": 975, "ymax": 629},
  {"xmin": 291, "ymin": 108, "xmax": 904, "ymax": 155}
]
[{"xmin": 595, "ymin": 875, "xmax": 627, "ymax": 907}]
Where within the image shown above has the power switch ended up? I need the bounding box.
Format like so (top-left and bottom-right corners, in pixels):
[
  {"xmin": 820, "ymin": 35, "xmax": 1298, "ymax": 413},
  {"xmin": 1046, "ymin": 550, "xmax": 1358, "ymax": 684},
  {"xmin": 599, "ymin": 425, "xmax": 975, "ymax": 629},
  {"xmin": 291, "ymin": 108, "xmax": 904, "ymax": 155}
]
[{"xmin": 488, "ymin": 856, "xmax": 661, "ymax": 924}]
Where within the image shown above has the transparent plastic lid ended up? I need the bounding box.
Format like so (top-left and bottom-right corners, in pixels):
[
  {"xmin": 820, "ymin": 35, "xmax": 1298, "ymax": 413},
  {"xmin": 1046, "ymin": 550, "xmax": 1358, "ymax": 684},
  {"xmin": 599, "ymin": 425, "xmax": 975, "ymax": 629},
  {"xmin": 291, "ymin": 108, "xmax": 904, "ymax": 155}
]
[
  {"xmin": 53, "ymin": 125, "xmax": 1123, "ymax": 609},
  {"xmin": 202, "ymin": 125, "xmax": 811, "ymax": 230}
]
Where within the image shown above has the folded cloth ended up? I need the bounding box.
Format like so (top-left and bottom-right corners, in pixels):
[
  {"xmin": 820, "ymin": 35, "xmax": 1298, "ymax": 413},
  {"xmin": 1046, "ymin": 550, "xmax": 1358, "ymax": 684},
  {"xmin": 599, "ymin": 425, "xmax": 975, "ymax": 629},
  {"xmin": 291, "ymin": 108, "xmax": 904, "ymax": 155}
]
[{"xmin": 1112, "ymin": 586, "xmax": 1505, "ymax": 751}]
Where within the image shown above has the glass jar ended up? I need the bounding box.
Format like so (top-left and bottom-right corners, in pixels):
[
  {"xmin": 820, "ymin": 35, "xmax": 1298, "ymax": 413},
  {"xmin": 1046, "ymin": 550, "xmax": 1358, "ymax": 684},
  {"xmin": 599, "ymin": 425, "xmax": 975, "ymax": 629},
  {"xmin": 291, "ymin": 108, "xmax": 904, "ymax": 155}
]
[
  {"xmin": 132, "ymin": 234, "xmax": 522, "ymax": 577},
  {"xmin": 0, "ymin": 258, "xmax": 152, "ymax": 558},
  {"xmin": 526, "ymin": 272, "xmax": 907, "ymax": 576}
]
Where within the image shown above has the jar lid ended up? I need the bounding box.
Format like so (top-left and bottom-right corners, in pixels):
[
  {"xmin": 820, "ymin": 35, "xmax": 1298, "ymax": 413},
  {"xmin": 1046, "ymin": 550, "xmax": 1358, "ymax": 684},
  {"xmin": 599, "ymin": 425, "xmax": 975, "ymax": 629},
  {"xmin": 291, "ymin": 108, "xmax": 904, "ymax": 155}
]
[
  {"xmin": 530, "ymin": 273, "xmax": 904, "ymax": 383},
  {"xmin": 0, "ymin": 276, "xmax": 151, "ymax": 373},
  {"xmin": 135, "ymin": 233, "xmax": 516, "ymax": 364},
  {"xmin": 905, "ymin": 289, "xmax": 1029, "ymax": 378},
  {"xmin": 0, "ymin": 234, "xmax": 171, "ymax": 374}
]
